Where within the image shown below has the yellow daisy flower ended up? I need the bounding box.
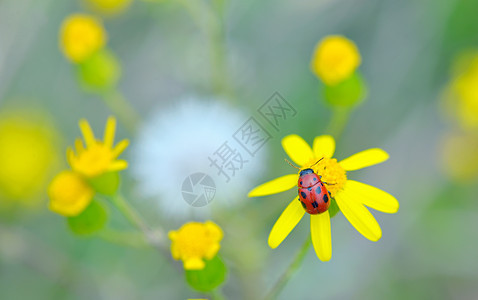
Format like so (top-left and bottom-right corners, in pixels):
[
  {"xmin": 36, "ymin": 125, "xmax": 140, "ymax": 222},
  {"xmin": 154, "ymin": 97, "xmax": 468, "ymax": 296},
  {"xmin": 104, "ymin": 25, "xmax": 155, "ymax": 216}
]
[
  {"xmin": 48, "ymin": 170, "xmax": 94, "ymax": 216},
  {"xmin": 169, "ymin": 221, "xmax": 223, "ymax": 270},
  {"xmin": 311, "ymin": 35, "xmax": 361, "ymax": 86},
  {"xmin": 83, "ymin": 0, "xmax": 133, "ymax": 15},
  {"xmin": 446, "ymin": 51, "xmax": 478, "ymax": 130},
  {"xmin": 59, "ymin": 14, "xmax": 107, "ymax": 63},
  {"xmin": 0, "ymin": 109, "xmax": 59, "ymax": 202},
  {"xmin": 67, "ymin": 116, "xmax": 129, "ymax": 178},
  {"xmin": 248, "ymin": 134, "xmax": 399, "ymax": 261}
]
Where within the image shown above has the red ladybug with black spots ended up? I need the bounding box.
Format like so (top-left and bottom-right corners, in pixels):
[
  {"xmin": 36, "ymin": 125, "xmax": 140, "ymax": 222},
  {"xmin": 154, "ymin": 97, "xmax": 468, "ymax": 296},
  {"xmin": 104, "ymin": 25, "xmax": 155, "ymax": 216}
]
[{"xmin": 287, "ymin": 158, "xmax": 332, "ymax": 214}]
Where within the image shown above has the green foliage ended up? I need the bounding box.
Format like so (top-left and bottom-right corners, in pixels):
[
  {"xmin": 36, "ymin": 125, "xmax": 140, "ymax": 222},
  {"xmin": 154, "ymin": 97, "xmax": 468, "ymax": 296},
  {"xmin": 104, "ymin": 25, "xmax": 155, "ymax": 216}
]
[
  {"xmin": 88, "ymin": 172, "xmax": 120, "ymax": 196},
  {"xmin": 185, "ymin": 255, "xmax": 227, "ymax": 292},
  {"xmin": 67, "ymin": 199, "xmax": 108, "ymax": 235},
  {"xmin": 328, "ymin": 198, "xmax": 340, "ymax": 218},
  {"xmin": 323, "ymin": 72, "xmax": 366, "ymax": 107}
]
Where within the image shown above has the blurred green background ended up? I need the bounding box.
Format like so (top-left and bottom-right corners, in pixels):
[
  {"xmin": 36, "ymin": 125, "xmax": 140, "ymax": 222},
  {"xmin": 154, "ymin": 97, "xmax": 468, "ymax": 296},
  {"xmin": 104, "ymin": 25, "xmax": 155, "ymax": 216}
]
[{"xmin": 1, "ymin": 0, "xmax": 478, "ymax": 299}]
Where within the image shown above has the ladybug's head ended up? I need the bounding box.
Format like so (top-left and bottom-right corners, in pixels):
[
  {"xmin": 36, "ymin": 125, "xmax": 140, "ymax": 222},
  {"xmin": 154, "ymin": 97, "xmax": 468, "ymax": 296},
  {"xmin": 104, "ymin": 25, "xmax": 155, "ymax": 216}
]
[
  {"xmin": 298, "ymin": 168, "xmax": 321, "ymax": 188},
  {"xmin": 299, "ymin": 168, "xmax": 314, "ymax": 176}
]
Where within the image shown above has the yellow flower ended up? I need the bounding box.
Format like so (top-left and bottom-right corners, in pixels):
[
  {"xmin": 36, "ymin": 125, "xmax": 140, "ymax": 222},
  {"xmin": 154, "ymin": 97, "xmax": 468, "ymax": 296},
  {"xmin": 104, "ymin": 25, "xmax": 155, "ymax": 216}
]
[
  {"xmin": 169, "ymin": 221, "xmax": 223, "ymax": 270},
  {"xmin": 0, "ymin": 110, "xmax": 59, "ymax": 202},
  {"xmin": 48, "ymin": 170, "xmax": 94, "ymax": 216},
  {"xmin": 311, "ymin": 35, "xmax": 361, "ymax": 86},
  {"xmin": 248, "ymin": 134, "xmax": 399, "ymax": 261},
  {"xmin": 444, "ymin": 51, "xmax": 478, "ymax": 131},
  {"xmin": 440, "ymin": 131, "xmax": 478, "ymax": 182},
  {"xmin": 83, "ymin": 0, "xmax": 133, "ymax": 15},
  {"xmin": 59, "ymin": 14, "xmax": 107, "ymax": 63},
  {"xmin": 67, "ymin": 116, "xmax": 129, "ymax": 178}
]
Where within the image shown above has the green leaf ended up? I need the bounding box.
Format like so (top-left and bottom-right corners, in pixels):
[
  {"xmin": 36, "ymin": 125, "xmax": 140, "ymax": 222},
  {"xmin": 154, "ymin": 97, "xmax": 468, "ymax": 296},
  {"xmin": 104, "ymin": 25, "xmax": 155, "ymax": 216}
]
[
  {"xmin": 88, "ymin": 172, "xmax": 120, "ymax": 196},
  {"xmin": 323, "ymin": 72, "xmax": 366, "ymax": 107},
  {"xmin": 328, "ymin": 197, "xmax": 340, "ymax": 218},
  {"xmin": 67, "ymin": 199, "xmax": 108, "ymax": 235},
  {"xmin": 185, "ymin": 255, "xmax": 227, "ymax": 292}
]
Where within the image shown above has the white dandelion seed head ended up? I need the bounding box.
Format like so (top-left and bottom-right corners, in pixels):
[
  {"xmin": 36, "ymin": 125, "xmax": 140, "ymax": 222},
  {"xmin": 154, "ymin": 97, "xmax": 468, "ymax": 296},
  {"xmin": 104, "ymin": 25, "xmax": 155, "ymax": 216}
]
[{"xmin": 130, "ymin": 97, "xmax": 267, "ymax": 220}]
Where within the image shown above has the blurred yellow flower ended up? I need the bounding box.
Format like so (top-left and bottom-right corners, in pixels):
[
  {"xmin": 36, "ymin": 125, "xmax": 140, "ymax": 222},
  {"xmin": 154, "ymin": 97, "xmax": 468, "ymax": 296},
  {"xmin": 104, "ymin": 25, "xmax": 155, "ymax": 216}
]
[
  {"xmin": 0, "ymin": 110, "xmax": 59, "ymax": 202},
  {"xmin": 169, "ymin": 221, "xmax": 223, "ymax": 270},
  {"xmin": 441, "ymin": 131, "xmax": 478, "ymax": 182},
  {"xmin": 59, "ymin": 14, "xmax": 107, "ymax": 63},
  {"xmin": 68, "ymin": 116, "xmax": 129, "ymax": 178},
  {"xmin": 48, "ymin": 170, "xmax": 94, "ymax": 216},
  {"xmin": 444, "ymin": 51, "xmax": 478, "ymax": 131},
  {"xmin": 84, "ymin": 0, "xmax": 133, "ymax": 15},
  {"xmin": 248, "ymin": 134, "xmax": 398, "ymax": 261},
  {"xmin": 311, "ymin": 35, "xmax": 361, "ymax": 86}
]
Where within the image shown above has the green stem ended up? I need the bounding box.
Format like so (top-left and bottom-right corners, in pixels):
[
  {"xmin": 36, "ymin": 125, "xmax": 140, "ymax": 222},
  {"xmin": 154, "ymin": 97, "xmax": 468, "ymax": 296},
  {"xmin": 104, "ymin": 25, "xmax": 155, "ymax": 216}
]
[
  {"xmin": 210, "ymin": 288, "xmax": 226, "ymax": 300},
  {"xmin": 325, "ymin": 106, "xmax": 352, "ymax": 139},
  {"xmin": 264, "ymin": 236, "xmax": 312, "ymax": 300},
  {"xmin": 102, "ymin": 89, "xmax": 141, "ymax": 133},
  {"xmin": 110, "ymin": 194, "xmax": 167, "ymax": 254},
  {"xmin": 96, "ymin": 228, "xmax": 149, "ymax": 248},
  {"xmin": 177, "ymin": 0, "xmax": 234, "ymax": 100}
]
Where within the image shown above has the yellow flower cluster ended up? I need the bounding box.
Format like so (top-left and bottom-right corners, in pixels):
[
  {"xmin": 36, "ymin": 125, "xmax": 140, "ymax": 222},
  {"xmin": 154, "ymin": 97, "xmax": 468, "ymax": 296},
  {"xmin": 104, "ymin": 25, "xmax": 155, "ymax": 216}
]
[
  {"xmin": 311, "ymin": 35, "xmax": 361, "ymax": 86},
  {"xmin": 0, "ymin": 109, "xmax": 59, "ymax": 205},
  {"xmin": 59, "ymin": 11, "xmax": 122, "ymax": 91},
  {"xmin": 169, "ymin": 221, "xmax": 223, "ymax": 270},
  {"xmin": 441, "ymin": 51, "xmax": 478, "ymax": 181},
  {"xmin": 48, "ymin": 117, "xmax": 129, "ymax": 216},
  {"xmin": 60, "ymin": 14, "xmax": 106, "ymax": 64}
]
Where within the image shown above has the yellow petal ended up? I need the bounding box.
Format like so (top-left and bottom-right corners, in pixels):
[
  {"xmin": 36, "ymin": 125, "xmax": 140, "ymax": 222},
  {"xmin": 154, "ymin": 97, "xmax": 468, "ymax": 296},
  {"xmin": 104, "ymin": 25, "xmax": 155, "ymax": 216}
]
[
  {"xmin": 205, "ymin": 221, "xmax": 223, "ymax": 240},
  {"xmin": 313, "ymin": 135, "xmax": 335, "ymax": 159},
  {"xmin": 75, "ymin": 138, "xmax": 85, "ymax": 154},
  {"xmin": 345, "ymin": 180, "xmax": 399, "ymax": 213},
  {"xmin": 335, "ymin": 189, "xmax": 382, "ymax": 241},
  {"xmin": 112, "ymin": 139, "xmax": 129, "ymax": 157},
  {"xmin": 168, "ymin": 230, "xmax": 178, "ymax": 241},
  {"xmin": 281, "ymin": 134, "xmax": 314, "ymax": 167},
  {"xmin": 184, "ymin": 257, "xmax": 205, "ymax": 270},
  {"xmin": 79, "ymin": 119, "xmax": 96, "ymax": 148},
  {"xmin": 108, "ymin": 160, "xmax": 128, "ymax": 171},
  {"xmin": 248, "ymin": 174, "xmax": 297, "ymax": 197},
  {"xmin": 66, "ymin": 147, "xmax": 75, "ymax": 166},
  {"xmin": 104, "ymin": 116, "xmax": 116, "ymax": 148},
  {"xmin": 339, "ymin": 148, "xmax": 389, "ymax": 171},
  {"xmin": 310, "ymin": 211, "xmax": 332, "ymax": 261},
  {"xmin": 268, "ymin": 197, "xmax": 305, "ymax": 248},
  {"xmin": 205, "ymin": 243, "xmax": 220, "ymax": 259}
]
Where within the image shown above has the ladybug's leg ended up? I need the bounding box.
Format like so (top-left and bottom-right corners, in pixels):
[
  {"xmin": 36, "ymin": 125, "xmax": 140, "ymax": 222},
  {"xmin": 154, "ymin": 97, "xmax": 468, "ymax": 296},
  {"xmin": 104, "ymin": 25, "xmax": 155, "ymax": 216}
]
[{"xmin": 322, "ymin": 181, "xmax": 336, "ymax": 186}]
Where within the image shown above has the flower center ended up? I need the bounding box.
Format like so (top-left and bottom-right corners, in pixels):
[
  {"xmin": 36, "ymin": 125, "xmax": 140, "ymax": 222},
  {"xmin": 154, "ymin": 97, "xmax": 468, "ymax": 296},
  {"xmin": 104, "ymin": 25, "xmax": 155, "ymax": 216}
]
[
  {"xmin": 305, "ymin": 157, "xmax": 347, "ymax": 197},
  {"xmin": 169, "ymin": 222, "xmax": 222, "ymax": 260},
  {"xmin": 73, "ymin": 143, "xmax": 114, "ymax": 177}
]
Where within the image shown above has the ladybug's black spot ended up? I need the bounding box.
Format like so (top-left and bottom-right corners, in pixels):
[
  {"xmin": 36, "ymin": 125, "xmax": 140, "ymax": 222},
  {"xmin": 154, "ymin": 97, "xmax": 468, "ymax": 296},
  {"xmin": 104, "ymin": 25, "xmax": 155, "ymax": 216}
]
[
  {"xmin": 311, "ymin": 201, "xmax": 318, "ymax": 208},
  {"xmin": 300, "ymin": 181, "xmax": 303, "ymax": 185},
  {"xmin": 313, "ymin": 177, "xmax": 317, "ymax": 181},
  {"xmin": 300, "ymin": 191, "xmax": 307, "ymax": 199},
  {"xmin": 300, "ymin": 201, "xmax": 307, "ymax": 209},
  {"xmin": 316, "ymin": 186, "xmax": 322, "ymax": 195},
  {"xmin": 308, "ymin": 187, "xmax": 312, "ymax": 191},
  {"xmin": 323, "ymin": 194, "xmax": 329, "ymax": 203}
]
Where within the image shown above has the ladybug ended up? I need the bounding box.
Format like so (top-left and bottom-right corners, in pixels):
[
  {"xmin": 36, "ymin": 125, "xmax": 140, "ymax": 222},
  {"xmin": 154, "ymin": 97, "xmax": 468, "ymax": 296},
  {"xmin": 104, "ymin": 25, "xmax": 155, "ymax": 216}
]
[{"xmin": 287, "ymin": 158, "xmax": 332, "ymax": 215}]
